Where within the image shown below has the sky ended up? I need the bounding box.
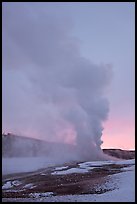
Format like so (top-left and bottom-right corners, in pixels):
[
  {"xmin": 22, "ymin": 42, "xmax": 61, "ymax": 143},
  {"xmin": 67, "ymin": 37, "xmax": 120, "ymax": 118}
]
[{"xmin": 2, "ymin": 2, "xmax": 135, "ymax": 150}]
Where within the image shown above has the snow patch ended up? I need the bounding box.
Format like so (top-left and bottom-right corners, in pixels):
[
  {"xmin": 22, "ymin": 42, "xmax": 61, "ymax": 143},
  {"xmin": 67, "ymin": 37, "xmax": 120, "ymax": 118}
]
[
  {"xmin": 2, "ymin": 180, "xmax": 22, "ymax": 189},
  {"xmin": 29, "ymin": 192, "xmax": 54, "ymax": 198},
  {"xmin": 52, "ymin": 167, "xmax": 89, "ymax": 175},
  {"xmin": 23, "ymin": 183, "xmax": 35, "ymax": 189},
  {"xmin": 2, "ymin": 181, "xmax": 12, "ymax": 189},
  {"xmin": 55, "ymin": 166, "xmax": 68, "ymax": 171},
  {"xmin": 78, "ymin": 160, "xmax": 115, "ymax": 168},
  {"xmin": 115, "ymin": 159, "xmax": 135, "ymax": 165}
]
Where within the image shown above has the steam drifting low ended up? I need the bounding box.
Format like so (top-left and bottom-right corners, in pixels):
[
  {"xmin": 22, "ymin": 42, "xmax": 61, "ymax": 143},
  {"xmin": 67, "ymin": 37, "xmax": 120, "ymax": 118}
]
[{"xmin": 3, "ymin": 3, "xmax": 112, "ymax": 161}]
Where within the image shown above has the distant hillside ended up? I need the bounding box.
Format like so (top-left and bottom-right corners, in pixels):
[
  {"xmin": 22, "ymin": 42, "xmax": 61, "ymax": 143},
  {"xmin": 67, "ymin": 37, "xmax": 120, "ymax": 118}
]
[
  {"xmin": 103, "ymin": 149, "xmax": 135, "ymax": 160},
  {"xmin": 2, "ymin": 133, "xmax": 135, "ymax": 159}
]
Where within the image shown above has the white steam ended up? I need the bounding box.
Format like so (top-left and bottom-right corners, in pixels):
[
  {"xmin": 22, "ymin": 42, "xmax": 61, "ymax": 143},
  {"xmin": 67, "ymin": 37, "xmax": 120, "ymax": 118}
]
[{"xmin": 2, "ymin": 3, "xmax": 112, "ymax": 162}]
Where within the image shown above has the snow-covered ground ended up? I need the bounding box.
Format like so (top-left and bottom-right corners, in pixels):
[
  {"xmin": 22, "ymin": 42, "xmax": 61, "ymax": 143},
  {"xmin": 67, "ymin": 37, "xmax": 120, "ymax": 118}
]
[
  {"xmin": 2, "ymin": 159, "xmax": 135, "ymax": 202},
  {"xmin": 51, "ymin": 159, "xmax": 135, "ymax": 176}
]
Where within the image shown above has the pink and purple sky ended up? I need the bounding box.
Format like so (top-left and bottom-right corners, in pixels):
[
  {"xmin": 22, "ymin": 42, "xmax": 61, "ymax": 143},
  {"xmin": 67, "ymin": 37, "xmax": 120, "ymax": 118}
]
[{"xmin": 2, "ymin": 3, "xmax": 135, "ymax": 150}]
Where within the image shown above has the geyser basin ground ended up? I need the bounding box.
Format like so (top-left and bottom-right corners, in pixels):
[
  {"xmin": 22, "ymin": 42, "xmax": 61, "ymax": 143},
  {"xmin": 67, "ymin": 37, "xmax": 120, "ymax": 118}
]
[{"xmin": 2, "ymin": 159, "xmax": 135, "ymax": 202}]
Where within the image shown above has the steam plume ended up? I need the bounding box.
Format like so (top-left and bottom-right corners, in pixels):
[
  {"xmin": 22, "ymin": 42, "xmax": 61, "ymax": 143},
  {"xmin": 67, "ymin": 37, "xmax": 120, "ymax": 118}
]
[{"xmin": 2, "ymin": 3, "xmax": 112, "ymax": 160}]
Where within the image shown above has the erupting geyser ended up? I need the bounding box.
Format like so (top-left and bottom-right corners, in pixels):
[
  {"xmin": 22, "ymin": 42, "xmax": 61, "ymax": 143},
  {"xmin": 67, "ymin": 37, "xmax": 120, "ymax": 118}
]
[{"xmin": 3, "ymin": 3, "xmax": 112, "ymax": 161}]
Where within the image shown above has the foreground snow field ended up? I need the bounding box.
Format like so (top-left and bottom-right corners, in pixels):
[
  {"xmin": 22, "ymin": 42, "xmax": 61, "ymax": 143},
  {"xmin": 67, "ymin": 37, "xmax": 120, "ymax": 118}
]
[{"xmin": 2, "ymin": 159, "xmax": 135, "ymax": 202}]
